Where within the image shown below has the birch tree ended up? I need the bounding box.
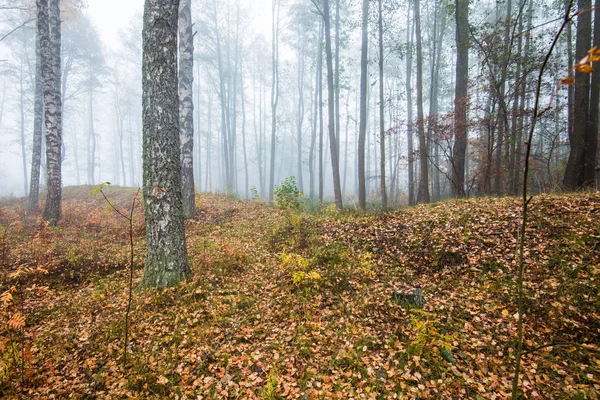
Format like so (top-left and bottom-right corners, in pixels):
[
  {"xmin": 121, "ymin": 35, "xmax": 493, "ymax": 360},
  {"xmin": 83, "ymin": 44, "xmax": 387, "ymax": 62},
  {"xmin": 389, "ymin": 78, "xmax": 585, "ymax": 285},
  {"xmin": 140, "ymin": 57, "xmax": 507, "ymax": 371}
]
[
  {"xmin": 179, "ymin": 0, "xmax": 195, "ymax": 218},
  {"xmin": 142, "ymin": 0, "xmax": 191, "ymax": 287}
]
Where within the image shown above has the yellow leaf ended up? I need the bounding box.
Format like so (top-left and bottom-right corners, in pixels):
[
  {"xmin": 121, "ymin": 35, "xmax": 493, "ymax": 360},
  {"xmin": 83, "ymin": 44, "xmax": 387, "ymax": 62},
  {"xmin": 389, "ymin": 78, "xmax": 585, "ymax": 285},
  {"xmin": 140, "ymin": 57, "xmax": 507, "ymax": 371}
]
[
  {"xmin": 588, "ymin": 46, "xmax": 599, "ymax": 54},
  {"xmin": 8, "ymin": 312, "xmax": 25, "ymax": 329},
  {"xmin": 590, "ymin": 55, "xmax": 600, "ymax": 63},
  {"xmin": 502, "ymin": 309, "xmax": 509, "ymax": 317},
  {"xmin": 576, "ymin": 64, "xmax": 595, "ymax": 74},
  {"xmin": 0, "ymin": 289, "xmax": 14, "ymax": 306},
  {"xmin": 561, "ymin": 77, "xmax": 575, "ymax": 85}
]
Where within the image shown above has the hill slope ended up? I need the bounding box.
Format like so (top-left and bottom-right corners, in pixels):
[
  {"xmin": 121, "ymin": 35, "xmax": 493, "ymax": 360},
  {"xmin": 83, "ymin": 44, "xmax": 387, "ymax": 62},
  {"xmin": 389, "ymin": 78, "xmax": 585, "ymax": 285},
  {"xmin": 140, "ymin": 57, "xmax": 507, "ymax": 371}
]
[{"xmin": 1, "ymin": 188, "xmax": 598, "ymax": 398}]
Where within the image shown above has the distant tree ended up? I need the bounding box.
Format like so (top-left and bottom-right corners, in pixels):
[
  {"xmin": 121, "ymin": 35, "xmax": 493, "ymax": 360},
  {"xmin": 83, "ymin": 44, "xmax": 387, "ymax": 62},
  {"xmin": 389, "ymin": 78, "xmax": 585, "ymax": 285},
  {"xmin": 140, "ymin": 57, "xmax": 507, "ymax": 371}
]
[
  {"xmin": 312, "ymin": 0, "xmax": 343, "ymax": 210},
  {"xmin": 451, "ymin": 0, "xmax": 469, "ymax": 198},
  {"xmin": 406, "ymin": 2, "xmax": 415, "ymax": 206},
  {"xmin": 357, "ymin": 0, "xmax": 368, "ymax": 210},
  {"xmin": 414, "ymin": 0, "xmax": 429, "ymax": 204},
  {"xmin": 269, "ymin": 0, "xmax": 281, "ymax": 202},
  {"xmin": 179, "ymin": 0, "xmax": 195, "ymax": 218},
  {"xmin": 378, "ymin": 0, "xmax": 387, "ymax": 211},
  {"xmin": 141, "ymin": 0, "xmax": 191, "ymax": 287}
]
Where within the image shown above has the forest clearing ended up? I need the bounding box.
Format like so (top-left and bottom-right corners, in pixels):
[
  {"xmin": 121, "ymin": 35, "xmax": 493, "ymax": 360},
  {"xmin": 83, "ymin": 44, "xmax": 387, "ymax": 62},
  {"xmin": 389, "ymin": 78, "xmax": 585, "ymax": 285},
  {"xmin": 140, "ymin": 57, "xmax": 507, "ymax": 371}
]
[{"xmin": 1, "ymin": 186, "xmax": 598, "ymax": 399}]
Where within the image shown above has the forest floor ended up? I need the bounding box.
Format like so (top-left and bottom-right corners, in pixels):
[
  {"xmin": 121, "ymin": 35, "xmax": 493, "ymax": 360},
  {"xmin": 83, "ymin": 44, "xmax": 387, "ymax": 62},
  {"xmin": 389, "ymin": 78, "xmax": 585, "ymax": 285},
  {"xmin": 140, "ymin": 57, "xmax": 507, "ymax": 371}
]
[{"xmin": 0, "ymin": 186, "xmax": 599, "ymax": 399}]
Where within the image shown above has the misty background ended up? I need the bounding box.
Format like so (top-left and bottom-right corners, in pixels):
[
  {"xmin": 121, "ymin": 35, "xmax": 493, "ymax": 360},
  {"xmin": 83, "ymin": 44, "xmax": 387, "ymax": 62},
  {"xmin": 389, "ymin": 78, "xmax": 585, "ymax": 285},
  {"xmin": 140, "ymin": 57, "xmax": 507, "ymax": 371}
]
[{"xmin": 0, "ymin": 0, "xmax": 575, "ymax": 203}]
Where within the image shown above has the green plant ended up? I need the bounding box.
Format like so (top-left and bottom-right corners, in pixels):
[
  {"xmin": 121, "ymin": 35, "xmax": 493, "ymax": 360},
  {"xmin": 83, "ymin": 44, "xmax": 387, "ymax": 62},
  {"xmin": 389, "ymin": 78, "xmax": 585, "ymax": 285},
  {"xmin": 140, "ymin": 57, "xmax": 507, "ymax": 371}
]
[
  {"xmin": 251, "ymin": 186, "xmax": 260, "ymax": 201},
  {"xmin": 274, "ymin": 177, "xmax": 302, "ymax": 211}
]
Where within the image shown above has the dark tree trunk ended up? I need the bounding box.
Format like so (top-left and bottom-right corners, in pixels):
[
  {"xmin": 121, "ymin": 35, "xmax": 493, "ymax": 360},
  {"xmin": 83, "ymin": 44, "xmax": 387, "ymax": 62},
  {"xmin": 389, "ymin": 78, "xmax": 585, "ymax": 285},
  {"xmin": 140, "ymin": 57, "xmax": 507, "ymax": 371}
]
[
  {"xmin": 414, "ymin": 0, "xmax": 429, "ymax": 204},
  {"xmin": 142, "ymin": 0, "xmax": 191, "ymax": 287},
  {"xmin": 378, "ymin": 0, "xmax": 387, "ymax": 211},
  {"xmin": 451, "ymin": 0, "xmax": 469, "ymax": 197},
  {"xmin": 322, "ymin": 0, "xmax": 343, "ymax": 210},
  {"xmin": 584, "ymin": 0, "xmax": 600, "ymax": 186},
  {"xmin": 358, "ymin": 0, "xmax": 369, "ymax": 210},
  {"xmin": 179, "ymin": 0, "xmax": 195, "ymax": 218},
  {"xmin": 406, "ymin": 4, "xmax": 415, "ymax": 205},
  {"xmin": 564, "ymin": 0, "xmax": 591, "ymax": 190}
]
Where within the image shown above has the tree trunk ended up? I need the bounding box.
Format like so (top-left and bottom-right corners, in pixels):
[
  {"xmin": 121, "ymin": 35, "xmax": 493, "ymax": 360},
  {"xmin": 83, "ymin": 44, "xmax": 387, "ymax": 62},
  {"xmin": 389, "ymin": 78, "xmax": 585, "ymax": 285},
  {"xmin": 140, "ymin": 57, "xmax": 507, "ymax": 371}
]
[
  {"xmin": 296, "ymin": 32, "xmax": 305, "ymax": 193},
  {"xmin": 563, "ymin": 0, "xmax": 591, "ymax": 190},
  {"xmin": 378, "ymin": 0, "xmax": 387, "ymax": 211},
  {"xmin": 179, "ymin": 0, "xmax": 195, "ymax": 218},
  {"xmin": 142, "ymin": 0, "xmax": 191, "ymax": 287},
  {"xmin": 240, "ymin": 61, "xmax": 249, "ymax": 199},
  {"xmin": 406, "ymin": 4, "xmax": 415, "ymax": 205},
  {"xmin": 19, "ymin": 57, "xmax": 28, "ymax": 196},
  {"xmin": 584, "ymin": 0, "xmax": 600, "ymax": 186},
  {"xmin": 335, "ymin": 0, "xmax": 341, "ymax": 161},
  {"xmin": 38, "ymin": 0, "xmax": 62, "ymax": 225},
  {"xmin": 28, "ymin": 29, "xmax": 43, "ymax": 210},
  {"xmin": 451, "ymin": 0, "xmax": 469, "ymax": 197},
  {"xmin": 309, "ymin": 25, "xmax": 322, "ymax": 200},
  {"xmin": 322, "ymin": 0, "xmax": 343, "ymax": 210},
  {"xmin": 358, "ymin": 0, "xmax": 369, "ymax": 210},
  {"xmin": 414, "ymin": 0, "xmax": 429, "ymax": 204},
  {"xmin": 269, "ymin": 0, "xmax": 280, "ymax": 202},
  {"xmin": 319, "ymin": 24, "xmax": 324, "ymax": 203},
  {"xmin": 88, "ymin": 87, "xmax": 96, "ymax": 184}
]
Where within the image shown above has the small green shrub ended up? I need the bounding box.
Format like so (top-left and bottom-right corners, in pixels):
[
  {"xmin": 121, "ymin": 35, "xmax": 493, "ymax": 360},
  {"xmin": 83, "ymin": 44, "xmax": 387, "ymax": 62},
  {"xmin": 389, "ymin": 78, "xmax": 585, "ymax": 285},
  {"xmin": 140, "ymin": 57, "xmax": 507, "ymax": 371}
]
[{"xmin": 274, "ymin": 177, "xmax": 302, "ymax": 211}]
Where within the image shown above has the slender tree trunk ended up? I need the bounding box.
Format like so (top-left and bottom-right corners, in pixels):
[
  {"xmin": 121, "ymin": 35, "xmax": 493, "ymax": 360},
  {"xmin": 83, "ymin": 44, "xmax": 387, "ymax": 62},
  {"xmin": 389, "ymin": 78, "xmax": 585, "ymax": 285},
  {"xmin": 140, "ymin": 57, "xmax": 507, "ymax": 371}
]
[
  {"xmin": 88, "ymin": 88, "xmax": 96, "ymax": 184},
  {"xmin": 509, "ymin": 14, "xmax": 524, "ymax": 195},
  {"xmin": 358, "ymin": 0, "xmax": 369, "ymax": 210},
  {"xmin": 29, "ymin": 30, "xmax": 43, "ymax": 210},
  {"xmin": 319, "ymin": 25, "xmax": 324, "ymax": 203},
  {"xmin": 378, "ymin": 0, "xmax": 387, "ymax": 211},
  {"xmin": 253, "ymin": 77, "xmax": 264, "ymax": 198},
  {"xmin": 296, "ymin": 32, "xmax": 305, "ymax": 193},
  {"xmin": 19, "ymin": 57, "xmax": 28, "ymax": 196},
  {"xmin": 414, "ymin": 0, "xmax": 429, "ymax": 204},
  {"xmin": 322, "ymin": 0, "xmax": 343, "ymax": 210},
  {"xmin": 309, "ymin": 26, "xmax": 322, "ymax": 200},
  {"xmin": 343, "ymin": 91, "xmax": 350, "ymax": 195},
  {"xmin": 142, "ymin": 0, "xmax": 191, "ymax": 287},
  {"xmin": 565, "ymin": 0, "xmax": 574, "ymax": 152},
  {"xmin": 269, "ymin": 0, "xmax": 280, "ymax": 201},
  {"xmin": 179, "ymin": 0, "xmax": 195, "ymax": 217},
  {"xmin": 240, "ymin": 62, "xmax": 249, "ymax": 199},
  {"xmin": 335, "ymin": 0, "xmax": 341, "ymax": 159},
  {"xmin": 406, "ymin": 5, "xmax": 415, "ymax": 205},
  {"xmin": 451, "ymin": 0, "xmax": 469, "ymax": 197}
]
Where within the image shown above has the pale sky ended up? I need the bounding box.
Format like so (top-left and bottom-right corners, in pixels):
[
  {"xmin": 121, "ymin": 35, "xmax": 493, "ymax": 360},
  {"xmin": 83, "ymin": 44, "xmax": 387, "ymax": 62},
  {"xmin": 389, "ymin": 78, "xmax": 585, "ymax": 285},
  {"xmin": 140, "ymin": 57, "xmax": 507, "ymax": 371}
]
[
  {"xmin": 85, "ymin": 0, "xmax": 144, "ymax": 50},
  {"xmin": 84, "ymin": 0, "xmax": 273, "ymax": 51}
]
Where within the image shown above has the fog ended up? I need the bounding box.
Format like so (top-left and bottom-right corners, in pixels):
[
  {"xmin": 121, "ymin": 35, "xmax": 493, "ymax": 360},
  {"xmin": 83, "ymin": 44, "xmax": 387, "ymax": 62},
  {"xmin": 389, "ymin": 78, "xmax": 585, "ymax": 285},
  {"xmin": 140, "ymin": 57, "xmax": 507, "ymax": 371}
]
[{"xmin": 0, "ymin": 0, "xmax": 578, "ymax": 203}]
